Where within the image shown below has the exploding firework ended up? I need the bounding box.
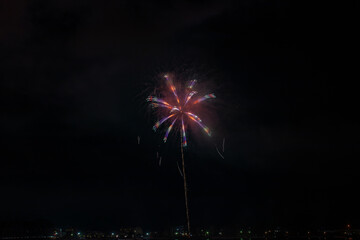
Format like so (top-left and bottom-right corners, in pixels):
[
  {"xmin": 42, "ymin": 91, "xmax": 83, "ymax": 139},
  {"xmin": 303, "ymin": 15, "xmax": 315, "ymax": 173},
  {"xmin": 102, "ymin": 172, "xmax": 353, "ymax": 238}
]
[
  {"xmin": 147, "ymin": 73, "xmax": 216, "ymax": 237},
  {"xmin": 147, "ymin": 74, "xmax": 215, "ymax": 147}
]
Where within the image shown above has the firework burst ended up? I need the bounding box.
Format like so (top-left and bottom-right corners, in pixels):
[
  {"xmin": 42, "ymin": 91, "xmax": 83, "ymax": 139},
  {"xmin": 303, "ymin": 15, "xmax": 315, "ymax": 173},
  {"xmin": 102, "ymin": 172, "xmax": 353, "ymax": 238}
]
[
  {"xmin": 147, "ymin": 73, "xmax": 216, "ymax": 237},
  {"xmin": 147, "ymin": 74, "xmax": 216, "ymax": 147}
]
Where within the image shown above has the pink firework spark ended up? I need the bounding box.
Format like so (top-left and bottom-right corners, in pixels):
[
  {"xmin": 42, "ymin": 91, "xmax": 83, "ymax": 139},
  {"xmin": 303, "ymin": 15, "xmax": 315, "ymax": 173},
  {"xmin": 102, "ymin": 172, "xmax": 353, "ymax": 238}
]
[{"xmin": 147, "ymin": 73, "xmax": 216, "ymax": 147}]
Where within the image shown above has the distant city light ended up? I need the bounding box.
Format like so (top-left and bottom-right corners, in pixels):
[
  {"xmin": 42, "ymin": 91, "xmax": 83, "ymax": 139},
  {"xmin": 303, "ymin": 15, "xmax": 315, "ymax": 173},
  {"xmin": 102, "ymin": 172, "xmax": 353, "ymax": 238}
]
[{"xmin": 13, "ymin": 225, "xmax": 355, "ymax": 240}]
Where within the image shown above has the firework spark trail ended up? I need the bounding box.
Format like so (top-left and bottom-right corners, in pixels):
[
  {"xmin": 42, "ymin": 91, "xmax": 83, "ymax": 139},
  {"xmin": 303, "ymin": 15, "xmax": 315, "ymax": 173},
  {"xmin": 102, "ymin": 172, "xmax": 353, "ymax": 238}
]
[
  {"xmin": 163, "ymin": 117, "xmax": 178, "ymax": 143},
  {"xmin": 188, "ymin": 79, "xmax": 196, "ymax": 89},
  {"xmin": 193, "ymin": 93, "xmax": 216, "ymax": 104},
  {"xmin": 153, "ymin": 114, "xmax": 175, "ymax": 131},
  {"xmin": 184, "ymin": 91, "xmax": 197, "ymax": 106},
  {"xmin": 137, "ymin": 136, "xmax": 140, "ymax": 145},
  {"xmin": 185, "ymin": 112, "xmax": 202, "ymax": 122},
  {"xmin": 177, "ymin": 161, "xmax": 183, "ymax": 177},
  {"xmin": 150, "ymin": 103, "xmax": 173, "ymax": 110},
  {"xmin": 196, "ymin": 122, "xmax": 211, "ymax": 136},
  {"xmin": 146, "ymin": 96, "xmax": 172, "ymax": 106},
  {"xmin": 165, "ymin": 75, "xmax": 180, "ymax": 104},
  {"xmin": 159, "ymin": 156, "xmax": 162, "ymax": 166},
  {"xmin": 181, "ymin": 116, "xmax": 187, "ymax": 147},
  {"xmin": 216, "ymin": 146, "xmax": 224, "ymax": 159},
  {"xmin": 170, "ymin": 107, "xmax": 180, "ymax": 113},
  {"xmin": 186, "ymin": 114, "xmax": 211, "ymax": 136}
]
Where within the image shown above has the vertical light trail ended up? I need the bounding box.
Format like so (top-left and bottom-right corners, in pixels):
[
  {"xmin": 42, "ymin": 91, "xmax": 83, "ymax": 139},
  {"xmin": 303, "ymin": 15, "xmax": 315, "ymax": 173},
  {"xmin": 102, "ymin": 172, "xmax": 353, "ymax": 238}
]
[{"xmin": 181, "ymin": 140, "xmax": 190, "ymax": 237}]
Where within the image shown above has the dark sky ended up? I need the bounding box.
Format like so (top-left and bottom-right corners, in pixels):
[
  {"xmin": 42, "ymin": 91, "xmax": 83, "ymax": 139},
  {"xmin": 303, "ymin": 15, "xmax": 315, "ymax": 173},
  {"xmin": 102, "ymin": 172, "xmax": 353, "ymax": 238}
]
[{"xmin": 0, "ymin": 0, "xmax": 358, "ymax": 232}]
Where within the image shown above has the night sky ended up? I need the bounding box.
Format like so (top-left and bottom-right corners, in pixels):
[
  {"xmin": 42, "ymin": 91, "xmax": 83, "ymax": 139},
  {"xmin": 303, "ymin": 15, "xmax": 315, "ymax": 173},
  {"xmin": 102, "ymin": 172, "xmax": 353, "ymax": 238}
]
[{"xmin": 1, "ymin": 0, "xmax": 358, "ymax": 232}]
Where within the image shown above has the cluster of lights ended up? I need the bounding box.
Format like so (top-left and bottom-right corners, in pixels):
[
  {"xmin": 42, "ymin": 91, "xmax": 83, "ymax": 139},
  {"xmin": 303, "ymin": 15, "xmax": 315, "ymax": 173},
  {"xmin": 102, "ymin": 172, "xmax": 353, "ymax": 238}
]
[{"xmin": 49, "ymin": 224, "xmax": 355, "ymax": 239}]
